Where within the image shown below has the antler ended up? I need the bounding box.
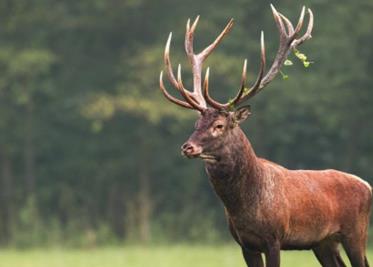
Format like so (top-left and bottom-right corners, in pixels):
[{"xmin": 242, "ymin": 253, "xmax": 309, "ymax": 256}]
[
  {"xmin": 203, "ymin": 5, "xmax": 314, "ymax": 109},
  {"xmin": 159, "ymin": 16, "xmax": 234, "ymax": 112}
]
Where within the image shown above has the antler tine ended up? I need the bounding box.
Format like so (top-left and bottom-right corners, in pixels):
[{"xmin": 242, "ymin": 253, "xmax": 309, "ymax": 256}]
[
  {"xmin": 291, "ymin": 8, "xmax": 314, "ymax": 48},
  {"xmin": 203, "ymin": 30, "xmax": 266, "ymax": 109},
  {"xmin": 230, "ymin": 59, "xmax": 248, "ymax": 107},
  {"xmin": 159, "ymin": 71, "xmax": 194, "ymax": 109},
  {"xmin": 234, "ymin": 31, "xmax": 266, "ymax": 104},
  {"xmin": 203, "ymin": 58, "xmax": 251, "ymax": 110},
  {"xmin": 164, "ymin": 32, "xmax": 197, "ymax": 97},
  {"xmin": 198, "ymin": 19, "xmax": 234, "ymax": 61},
  {"xmin": 203, "ymin": 67, "xmax": 228, "ymax": 109},
  {"xmin": 279, "ymin": 13, "xmax": 294, "ymax": 37},
  {"xmin": 191, "ymin": 16, "xmax": 200, "ymax": 32},
  {"xmin": 177, "ymin": 64, "xmax": 205, "ymax": 112},
  {"xmin": 293, "ymin": 6, "xmax": 306, "ymax": 36},
  {"xmin": 164, "ymin": 32, "xmax": 179, "ymax": 89},
  {"xmin": 202, "ymin": 67, "xmax": 244, "ymax": 110},
  {"xmin": 270, "ymin": 4, "xmax": 287, "ymax": 39},
  {"xmin": 185, "ymin": 16, "xmax": 200, "ymax": 62},
  {"xmin": 162, "ymin": 30, "xmax": 205, "ymax": 111},
  {"xmin": 184, "ymin": 15, "xmax": 208, "ymax": 108}
]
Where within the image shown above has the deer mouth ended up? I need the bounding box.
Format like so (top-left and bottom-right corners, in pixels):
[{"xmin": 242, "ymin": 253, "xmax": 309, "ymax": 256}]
[
  {"xmin": 182, "ymin": 151, "xmax": 217, "ymax": 162},
  {"xmin": 199, "ymin": 153, "xmax": 218, "ymax": 162}
]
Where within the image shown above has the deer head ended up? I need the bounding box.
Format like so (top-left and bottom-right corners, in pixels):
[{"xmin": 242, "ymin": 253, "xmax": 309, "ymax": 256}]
[{"xmin": 159, "ymin": 5, "xmax": 313, "ymax": 162}]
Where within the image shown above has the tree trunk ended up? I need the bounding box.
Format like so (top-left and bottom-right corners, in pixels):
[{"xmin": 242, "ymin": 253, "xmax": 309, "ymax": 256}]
[
  {"xmin": 137, "ymin": 168, "xmax": 152, "ymax": 244},
  {"xmin": 24, "ymin": 100, "xmax": 36, "ymax": 196},
  {"xmin": 107, "ymin": 184, "xmax": 125, "ymax": 238},
  {"xmin": 0, "ymin": 148, "xmax": 13, "ymax": 243},
  {"xmin": 136, "ymin": 138, "xmax": 153, "ymax": 244},
  {"xmin": 124, "ymin": 199, "xmax": 137, "ymax": 241},
  {"xmin": 343, "ymin": 117, "xmax": 361, "ymax": 172}
]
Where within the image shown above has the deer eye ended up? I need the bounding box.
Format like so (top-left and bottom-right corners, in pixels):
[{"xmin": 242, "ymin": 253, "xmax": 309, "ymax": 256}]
[{"xmin": 215, "ymin": 124, "xmax": 224, "ymax": 130}]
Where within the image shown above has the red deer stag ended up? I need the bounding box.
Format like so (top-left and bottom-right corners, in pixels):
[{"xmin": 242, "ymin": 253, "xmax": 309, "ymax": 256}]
[{"xmin": 159, "ymin": 5, "xmax": 372, "ymax": 267}]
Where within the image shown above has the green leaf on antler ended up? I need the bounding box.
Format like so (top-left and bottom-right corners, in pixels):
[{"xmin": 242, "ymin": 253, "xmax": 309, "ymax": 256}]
[
  {"xmin": 280, "ymin": 71, "xmax": 289, "ymax": 80},
  {"xmin": 294, "ymin": 49, "xmax": 307, "ymax": 61},
  {"xmin": 284, "ymin": 59, "xmax": 293, "ymax": 66},
  {"xmin": 227, "ymin": 99, "xmax": 235, "ymax": 110},
  {"xmin": 294, "ymin": 49, "xmax": 313, "ymax": 68}
]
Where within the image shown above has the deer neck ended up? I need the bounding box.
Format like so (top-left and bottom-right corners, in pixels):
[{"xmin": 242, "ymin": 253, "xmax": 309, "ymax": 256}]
[{"xmin": 205, "ymin": 127, "xmax": 262, "ymax": 212}]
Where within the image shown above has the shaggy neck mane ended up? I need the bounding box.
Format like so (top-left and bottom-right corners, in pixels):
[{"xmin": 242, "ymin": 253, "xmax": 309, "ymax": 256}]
[{"xmin": 205, "ymin": 126, "xmax": 264, "ymax": 213}]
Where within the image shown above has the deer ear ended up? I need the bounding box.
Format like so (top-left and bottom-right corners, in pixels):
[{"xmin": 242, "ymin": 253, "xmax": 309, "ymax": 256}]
[{"xmin": 233, "ymin": 105, "xmax": 251, "ymax": 125}]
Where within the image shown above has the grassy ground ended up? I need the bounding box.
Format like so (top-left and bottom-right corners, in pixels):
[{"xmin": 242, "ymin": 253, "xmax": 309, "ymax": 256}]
[{"xmin": 0, "ymin": 244, "xmax": 372, "ymax": 267}]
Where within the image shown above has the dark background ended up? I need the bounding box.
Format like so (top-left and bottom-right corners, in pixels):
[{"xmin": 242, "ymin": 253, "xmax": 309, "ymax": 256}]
[{"xmin": 0, "ymin": 0, "xmax": 371, "ymax": 247}]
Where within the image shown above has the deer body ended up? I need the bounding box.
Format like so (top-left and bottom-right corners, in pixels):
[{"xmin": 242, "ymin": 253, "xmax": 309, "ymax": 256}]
[
  {"xmin": 159, "ymin": 5, "xmax": 371, "ymax": 266},
  {"xmin": 205, "ymin": 126, "xmax": 372, "ymax": 254}
]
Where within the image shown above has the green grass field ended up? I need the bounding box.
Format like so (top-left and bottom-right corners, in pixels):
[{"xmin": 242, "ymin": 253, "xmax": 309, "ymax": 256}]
[{"xmin": 0, "ymin": 244, "xmax": 372, "ymax": 267}]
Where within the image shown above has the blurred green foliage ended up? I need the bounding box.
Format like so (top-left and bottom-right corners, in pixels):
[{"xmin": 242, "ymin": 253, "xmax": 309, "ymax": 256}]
[{"xmin": 0, "ymin": 0, "xmax": 372, "ymax": 247}]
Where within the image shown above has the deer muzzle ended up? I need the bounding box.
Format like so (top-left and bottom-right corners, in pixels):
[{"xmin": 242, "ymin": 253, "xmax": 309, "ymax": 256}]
[{"xmin": 181, "ymin": 141, "xmax": 203, "ymax": 158}]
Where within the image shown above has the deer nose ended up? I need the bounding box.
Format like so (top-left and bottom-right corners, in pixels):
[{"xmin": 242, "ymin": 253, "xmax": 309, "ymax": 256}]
[{"xmin": 181, "ymin": 142, "xmax": 202, "ymax": 157}]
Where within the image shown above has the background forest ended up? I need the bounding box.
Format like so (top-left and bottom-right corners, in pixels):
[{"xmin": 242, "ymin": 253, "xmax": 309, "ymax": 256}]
[{"xmin": 0, "ymin": 0, "xmax": 372, "ymax": 248}]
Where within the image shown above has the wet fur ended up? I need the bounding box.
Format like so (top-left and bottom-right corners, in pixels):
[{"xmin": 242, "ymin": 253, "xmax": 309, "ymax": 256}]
[{"xmin": 188, "ymin": 109, "xmax": 372, "ymax": 267}]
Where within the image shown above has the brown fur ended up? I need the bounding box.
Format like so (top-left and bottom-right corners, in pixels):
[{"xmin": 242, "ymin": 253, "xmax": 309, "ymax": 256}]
[{"xmin": 182, "ymin": 108, "xmax": 372, "ymax": 267}]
